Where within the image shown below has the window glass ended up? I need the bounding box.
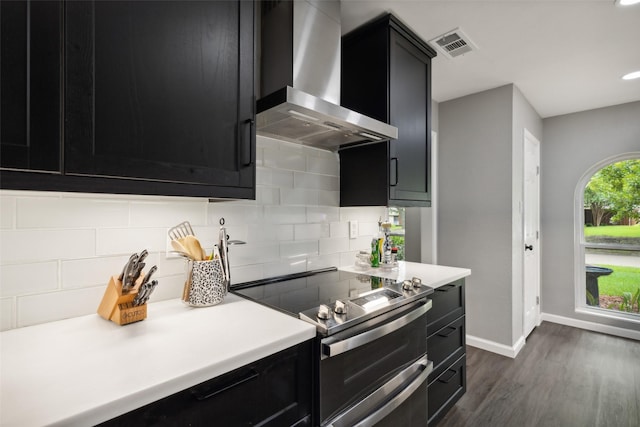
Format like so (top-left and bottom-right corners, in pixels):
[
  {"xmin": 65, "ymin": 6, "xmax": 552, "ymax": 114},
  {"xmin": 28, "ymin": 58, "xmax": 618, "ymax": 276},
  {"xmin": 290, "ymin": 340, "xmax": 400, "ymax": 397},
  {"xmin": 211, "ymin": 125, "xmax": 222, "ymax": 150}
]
[{"xmin": 581, "ymin": 159, "xmax": 640, "ymax": 317}]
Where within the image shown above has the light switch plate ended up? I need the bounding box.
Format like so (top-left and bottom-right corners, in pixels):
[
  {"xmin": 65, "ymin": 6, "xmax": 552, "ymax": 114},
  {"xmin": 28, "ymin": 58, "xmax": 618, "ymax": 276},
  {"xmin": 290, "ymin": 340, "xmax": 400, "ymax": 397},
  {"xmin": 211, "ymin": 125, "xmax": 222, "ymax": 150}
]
[{"xmin": 349, "ymin": 220, "xmax": 358, "ymax": 239}]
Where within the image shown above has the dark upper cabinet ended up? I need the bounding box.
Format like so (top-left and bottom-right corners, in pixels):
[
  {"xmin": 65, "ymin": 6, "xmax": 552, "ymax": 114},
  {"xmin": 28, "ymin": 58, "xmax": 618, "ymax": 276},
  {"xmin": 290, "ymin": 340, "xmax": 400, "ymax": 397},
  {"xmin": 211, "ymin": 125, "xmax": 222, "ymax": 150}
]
[
  {"xmin": 1, "ymin": 0, "xmax": 255, "ymax": 200},
  {"xmin": 1, "ymin": 0, "xmax": 62, "ymax": 173},
  {"xmin": 340, "ymin": 14, "xmax": 436, "ymax": 207}
]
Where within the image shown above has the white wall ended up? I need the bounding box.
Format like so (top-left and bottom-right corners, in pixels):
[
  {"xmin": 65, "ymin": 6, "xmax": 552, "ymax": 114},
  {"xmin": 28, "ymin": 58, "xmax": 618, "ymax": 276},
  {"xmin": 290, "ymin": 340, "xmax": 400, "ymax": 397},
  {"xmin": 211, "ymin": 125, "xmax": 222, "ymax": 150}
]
[
  {"xmin": 0, "ymin": 136, "xmax": 386, "ymax": 331},
  {"xmin": 541, "ymin": 101, "xmax": 640, "ymax": 333}
]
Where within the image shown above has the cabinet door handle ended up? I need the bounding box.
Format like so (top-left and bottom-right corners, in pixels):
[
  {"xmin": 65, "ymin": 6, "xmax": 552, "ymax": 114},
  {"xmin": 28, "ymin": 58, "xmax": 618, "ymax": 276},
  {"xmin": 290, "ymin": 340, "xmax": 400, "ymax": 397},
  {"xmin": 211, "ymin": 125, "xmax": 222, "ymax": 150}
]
[
  {"xmin": 240, "ymin": 118, "xmax": 254, "ymax": 167},
  {"xmin": 322, "ymin": 300, "xmax": 431, "ymax": 358},
  {"xmin": 435, "ymin": 283, "xmax": 457, "ymax": 292},
  {"xmin": 191, "ymin": 369, "xmax": 259, "ymax": 401},
  {"xmin": 437, "ymin": 325, "xmax": 458, "ymax": 337},
  {"xmin": 437, "ymin": 368, "xmax": 458, "ymax": 384},
  {"xmin": 390, "ymin": 157, "xmax": 398, "ymax": 186}
]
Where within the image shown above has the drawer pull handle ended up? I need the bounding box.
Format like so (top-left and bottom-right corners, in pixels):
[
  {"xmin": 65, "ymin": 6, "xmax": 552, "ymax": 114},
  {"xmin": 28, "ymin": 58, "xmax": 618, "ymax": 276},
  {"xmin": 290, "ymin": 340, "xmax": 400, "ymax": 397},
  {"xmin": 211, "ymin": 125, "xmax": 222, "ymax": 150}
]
[
  {"xmin": 191, "ymin": 369, "xmax": 259, "ymax": 401},
  {"xmin": 437, "ymin": 326, "xmax": 458, "ymax": 337},
  {"xmin": 435, "ymin": 284, "xmax": 457, "ymax": 292},
  {"xmin": 437, "ymin": 368, "xmax": 458, "ymax": 384}
]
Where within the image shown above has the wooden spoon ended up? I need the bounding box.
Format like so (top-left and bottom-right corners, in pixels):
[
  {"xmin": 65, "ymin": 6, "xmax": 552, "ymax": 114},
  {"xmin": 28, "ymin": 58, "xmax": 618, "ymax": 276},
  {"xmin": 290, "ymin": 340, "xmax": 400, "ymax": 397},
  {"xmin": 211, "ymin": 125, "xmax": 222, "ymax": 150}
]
[
  {"xmin": 170, "ymin": 239, "xmax": 193, "ymax": 259},
  {"xmin": 181, "ymin": 235, "xmax": 205, "ymax": 261}
]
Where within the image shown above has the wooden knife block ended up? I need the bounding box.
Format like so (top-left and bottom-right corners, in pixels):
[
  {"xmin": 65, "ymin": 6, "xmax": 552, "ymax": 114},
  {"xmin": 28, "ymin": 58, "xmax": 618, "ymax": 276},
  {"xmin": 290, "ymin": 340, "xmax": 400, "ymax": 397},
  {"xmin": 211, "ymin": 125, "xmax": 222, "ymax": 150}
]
[{"xmin": 97, "ymin": 275, "xmax": 147, "ymax": 325}]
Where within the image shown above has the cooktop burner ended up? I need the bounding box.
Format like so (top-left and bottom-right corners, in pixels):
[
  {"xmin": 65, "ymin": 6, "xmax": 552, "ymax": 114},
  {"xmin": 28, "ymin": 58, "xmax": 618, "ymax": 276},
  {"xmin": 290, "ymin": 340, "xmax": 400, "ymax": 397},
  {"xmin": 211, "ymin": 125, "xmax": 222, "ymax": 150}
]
[{"xmin": 231, "ymin": 268, "xmax": 433, "ymax": 336}]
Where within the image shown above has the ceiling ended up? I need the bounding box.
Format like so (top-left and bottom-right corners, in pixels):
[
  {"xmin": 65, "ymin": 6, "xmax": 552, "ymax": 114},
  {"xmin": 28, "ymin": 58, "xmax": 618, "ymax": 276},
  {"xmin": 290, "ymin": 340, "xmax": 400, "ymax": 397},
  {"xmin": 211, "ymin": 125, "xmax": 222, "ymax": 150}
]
[{"xmin": 340, "ymin": 0, "xmax": 640, "ymax": 118}]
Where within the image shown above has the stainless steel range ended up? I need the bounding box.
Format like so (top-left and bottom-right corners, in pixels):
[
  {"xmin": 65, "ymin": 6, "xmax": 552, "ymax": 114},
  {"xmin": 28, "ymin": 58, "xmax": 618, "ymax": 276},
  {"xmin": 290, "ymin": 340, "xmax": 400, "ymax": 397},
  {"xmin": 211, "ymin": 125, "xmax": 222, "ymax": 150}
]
[{"xmin": 232, "ymin": 268, "xmax": 434, "ymax": 426}]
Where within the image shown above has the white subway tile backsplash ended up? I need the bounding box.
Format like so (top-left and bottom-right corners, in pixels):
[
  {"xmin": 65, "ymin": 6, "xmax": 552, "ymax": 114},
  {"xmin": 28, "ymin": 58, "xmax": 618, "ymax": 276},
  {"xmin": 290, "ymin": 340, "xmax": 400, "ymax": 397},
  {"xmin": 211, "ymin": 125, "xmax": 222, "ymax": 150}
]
[
  {"xmin": 341, "ymin": 206, "xmax": 387, "ymax": 222},
  {"xmin": 208, "ymin": 203, "xmax": 262, "ymax": 227},
  {"xmin": 17, "ymin": 197, "xmax": 129, "ymax": 229},
  {"xmin": 0, "ymin": 262, "xmax": 58, "ymax": 297},
  {"xmin": 0, "ymin": 229, "xmax": 96, "ymax": 264},
  {"xmin": 96, "ymin": 227, "xmax": 167, "ymax": 256},
  {"xmin": 271, "ymin": 170, "xmax": 295, "ymax": 188},
  {"xmin": 256, "ymin": 135, "xmax": 281, "ymax": 150},
  {"xmin": 359, "ymin": 221, "xmax": 382, "ymax": 237},
  {"xmin": 1, "ymin": 196, "xmax": 15, "ymax": 229},
  {"xmin": 17, "ymin": 286, "xmax": 104, "ymax": 327},
  {"xmin": 307, "ymin": 153, "xmax": 340, "ymax": 176},
  {"xmin": 247, "ymin": 224, "xmax": 293, "ymax": 242},
  {"xmin": 256, "ymin": 167, "xmax": 271, "ymax": 186},
  {"xmin": 280, "ymin": 240, "xmax": 318, "ymax": 259},
  {"xmin": 317, "ymin": 190, "xmax": 340, "ymax": 207},
  {"xmin": 307, "ymin": 254, "xmax": 341, "ymax": 271},
  {"xmin": 229, "ymin": 242, "xmax": 280, "ymax": 266},
  {"xmin": 307, "ymin": 207, "xmax": 340, "ymax": 223},
  {"xmin": 0, "ymin": 137, "xmax": 392, "ymax": 330},
  {"xmin": 294, "ymin": 171, "xmax": 339, "ymax": 191},
  {"xmin": 330, "ymin": 221, "xmax": 349, "ymax": 238},
  {"xmin": 61, "ymin": 255, "xmax": 133, "ymax": 289},
  {"xmin": 350, "ymin": 236, "xmax": 375, "ymax": 252},
  {"xmin": 262, "ymin": 259, "xmax": 307, "ymax": 279},
  {"xmin": 157, "ymin": 254, "xmax": 189, "ymax": 277},
  {"xmin": 294, "ymin": 223, "xmax": 322, "ymax": 240},
  {"xmin": 1, "ymin": 298, "xmax": 15, "ymax": 331},
  {"xmin": 129, "ymin": 200, "xmax": 207, "ymax": 227},
  {"xmin": 281, "ymin": 188, "xmax": 317, "ymax": 206},
  {"xmin": 256, "ymin": 187, "xmax": 280, "ymax": 205},
  {"xmin": 148, "ymin": 274, "xmax": 185, "ymax": 302},
  {"xmin": 319, "ymin": 237, "xmax": 349, "ymax": 255},
  {"xmin": 339, "ymin": 251, "xmax": 359, "ymax": 267},
  {"xmin": 230, "ymin": 263, "xmax": 265, "ymax": 284},
  {"xmin": 264, "ymin": 146, "xmax": 306, "ymax": 171},
  {"xmin": 264, "ymin": 206, "xmax": 306, "ymax": 224}
]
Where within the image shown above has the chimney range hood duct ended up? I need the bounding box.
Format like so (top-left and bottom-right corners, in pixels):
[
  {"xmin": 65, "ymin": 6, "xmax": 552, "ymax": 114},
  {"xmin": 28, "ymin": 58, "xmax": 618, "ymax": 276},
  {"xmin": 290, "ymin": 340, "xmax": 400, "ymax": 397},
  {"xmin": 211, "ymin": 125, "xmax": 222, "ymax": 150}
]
[{"xmin": 257, "ymin": 0, "xmax": 398, "ymax": 150}]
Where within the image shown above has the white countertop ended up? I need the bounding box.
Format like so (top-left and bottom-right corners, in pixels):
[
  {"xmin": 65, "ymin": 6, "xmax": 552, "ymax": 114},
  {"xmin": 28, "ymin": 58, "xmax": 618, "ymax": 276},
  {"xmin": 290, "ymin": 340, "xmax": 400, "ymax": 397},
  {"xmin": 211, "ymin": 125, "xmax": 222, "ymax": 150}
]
[
  {"xmin": 339, "ymin": 261, "xmax": 471, "ymax": 288},
  {"xmin": 0, "ymin": 294, "xmax": 316, "ymax": 427}
]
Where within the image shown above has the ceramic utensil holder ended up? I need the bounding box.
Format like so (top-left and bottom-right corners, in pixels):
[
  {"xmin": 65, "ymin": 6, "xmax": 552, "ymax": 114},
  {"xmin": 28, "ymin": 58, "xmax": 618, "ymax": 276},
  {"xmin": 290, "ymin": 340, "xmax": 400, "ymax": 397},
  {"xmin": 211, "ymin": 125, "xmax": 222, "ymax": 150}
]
[
  {"xmin": 97, "ymin": 275, "xmax": 147, "ymax": 325},
  {"xmin": 182, "ymin": 259, "xmax": 227, "ymax": 307}
]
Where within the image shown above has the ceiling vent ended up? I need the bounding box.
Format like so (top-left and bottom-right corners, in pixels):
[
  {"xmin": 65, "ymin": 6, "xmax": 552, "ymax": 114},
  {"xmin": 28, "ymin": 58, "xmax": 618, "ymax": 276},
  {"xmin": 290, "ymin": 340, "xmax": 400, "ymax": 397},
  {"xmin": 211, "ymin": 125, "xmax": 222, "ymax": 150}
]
[{"xmin": 429, "ymin": 28, "xmax": 477, "ymax": 59}]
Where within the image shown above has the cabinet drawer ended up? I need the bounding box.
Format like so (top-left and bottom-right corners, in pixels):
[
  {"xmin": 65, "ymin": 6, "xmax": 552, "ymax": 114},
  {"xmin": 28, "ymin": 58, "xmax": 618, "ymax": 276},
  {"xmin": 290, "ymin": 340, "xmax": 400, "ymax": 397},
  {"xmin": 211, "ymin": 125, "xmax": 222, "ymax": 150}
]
[
  {"xmin": 426, "ymin": 279, "xmax": 465, "ymax": 335},
  {"xmin": 100, "ymin": 341, "xmax": 312, "ymax": 426},
  {"xmin": 427, "ymin": 315, "xmax": 465, "ymax": 381},
  {"xmin": 427, "ymin": 354, "xmax": 466, "ymax": 426}
]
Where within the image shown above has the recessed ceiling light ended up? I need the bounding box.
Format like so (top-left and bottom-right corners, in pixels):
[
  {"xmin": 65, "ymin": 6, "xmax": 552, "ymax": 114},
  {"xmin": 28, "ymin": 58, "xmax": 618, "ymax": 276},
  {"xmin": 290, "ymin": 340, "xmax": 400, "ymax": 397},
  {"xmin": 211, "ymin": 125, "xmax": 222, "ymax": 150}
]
[
  {"xmin": 615, "ymin": 0, "xmax": 640, "ymax": 5},
  {"xmin": 622, "ymin": 71, "xmax": 640, "ymax": 80}
]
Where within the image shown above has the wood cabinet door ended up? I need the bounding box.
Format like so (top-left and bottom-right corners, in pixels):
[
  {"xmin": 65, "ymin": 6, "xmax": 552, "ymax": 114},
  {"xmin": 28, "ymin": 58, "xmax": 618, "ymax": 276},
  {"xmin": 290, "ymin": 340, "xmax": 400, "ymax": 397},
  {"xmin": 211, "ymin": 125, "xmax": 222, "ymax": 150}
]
[
  {"xmin": 1, "ymin": 0, "xmax": 62, "ymax": 172},
  {"xmin": 389, "ymin": 29, "xmax": 431, "ymax": 204},
  {"xmin": 64, "ymin": 1, "xmax": 254, "ymax": 191}
]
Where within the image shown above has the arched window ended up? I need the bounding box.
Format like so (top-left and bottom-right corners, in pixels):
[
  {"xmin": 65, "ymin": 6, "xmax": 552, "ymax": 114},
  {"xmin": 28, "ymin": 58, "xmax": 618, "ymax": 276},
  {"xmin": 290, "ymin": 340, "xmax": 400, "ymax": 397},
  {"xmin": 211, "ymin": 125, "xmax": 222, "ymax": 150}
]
[{"xmin": 575, "ymin": 154, "xmax": 640, "ymax": 321}]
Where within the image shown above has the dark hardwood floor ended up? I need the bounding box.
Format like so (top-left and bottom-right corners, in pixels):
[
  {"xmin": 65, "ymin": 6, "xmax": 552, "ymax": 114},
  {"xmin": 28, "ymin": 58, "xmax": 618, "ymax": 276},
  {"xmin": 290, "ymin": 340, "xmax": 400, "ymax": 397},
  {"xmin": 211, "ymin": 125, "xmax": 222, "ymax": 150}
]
[{"xmin": 437, "ymin": 322, "xmax": 640, "ymax": 427}]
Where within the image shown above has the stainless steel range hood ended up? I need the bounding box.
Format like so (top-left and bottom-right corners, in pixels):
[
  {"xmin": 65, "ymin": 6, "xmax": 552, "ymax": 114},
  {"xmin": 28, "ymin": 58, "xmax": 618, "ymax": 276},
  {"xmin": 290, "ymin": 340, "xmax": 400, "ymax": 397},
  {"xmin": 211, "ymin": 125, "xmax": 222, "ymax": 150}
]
[{"xmin": 257, "ymin": 0, "xmax": 398, "ymax": 150}]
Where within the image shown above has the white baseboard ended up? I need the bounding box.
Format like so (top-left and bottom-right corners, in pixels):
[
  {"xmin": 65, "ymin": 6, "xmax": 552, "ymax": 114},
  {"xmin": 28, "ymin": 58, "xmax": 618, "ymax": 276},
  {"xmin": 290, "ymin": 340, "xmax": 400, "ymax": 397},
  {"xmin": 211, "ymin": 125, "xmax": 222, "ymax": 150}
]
[
  {"xmin": 541, "ymin": 312, "xmax": 640, "ymax": 341},
  {"xmin": 466, "ymin": 334, "xmax": 525, "ymax": 359}
]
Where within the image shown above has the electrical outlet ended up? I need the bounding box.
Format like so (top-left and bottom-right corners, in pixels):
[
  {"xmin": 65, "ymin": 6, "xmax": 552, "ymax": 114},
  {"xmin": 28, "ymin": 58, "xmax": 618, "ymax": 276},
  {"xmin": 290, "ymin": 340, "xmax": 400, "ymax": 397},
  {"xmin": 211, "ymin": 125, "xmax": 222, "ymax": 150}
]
[{"xmin": 349, "ymin": 220, "xmax": 358, "ymax": 239}]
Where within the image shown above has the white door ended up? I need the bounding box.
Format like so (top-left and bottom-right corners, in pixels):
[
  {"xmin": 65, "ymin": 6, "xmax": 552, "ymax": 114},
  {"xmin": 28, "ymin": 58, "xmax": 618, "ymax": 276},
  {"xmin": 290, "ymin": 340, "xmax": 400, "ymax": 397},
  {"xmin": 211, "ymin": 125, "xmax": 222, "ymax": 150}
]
[{"xmin": 523, "ymin": 130, "xmax": 541, "ymax": 338}]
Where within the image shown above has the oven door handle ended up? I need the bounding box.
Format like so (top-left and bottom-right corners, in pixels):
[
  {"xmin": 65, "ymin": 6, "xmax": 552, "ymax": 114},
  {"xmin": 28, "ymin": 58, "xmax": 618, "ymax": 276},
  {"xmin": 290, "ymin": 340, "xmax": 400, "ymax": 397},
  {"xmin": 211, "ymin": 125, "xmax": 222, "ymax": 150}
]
[
  {"xmin": 322, "ymin": 299, "xmax": 432, "ymax": 358},
  {"xmin": 325, "ymin": 355, "xmax": 433, "ymax": 427}
]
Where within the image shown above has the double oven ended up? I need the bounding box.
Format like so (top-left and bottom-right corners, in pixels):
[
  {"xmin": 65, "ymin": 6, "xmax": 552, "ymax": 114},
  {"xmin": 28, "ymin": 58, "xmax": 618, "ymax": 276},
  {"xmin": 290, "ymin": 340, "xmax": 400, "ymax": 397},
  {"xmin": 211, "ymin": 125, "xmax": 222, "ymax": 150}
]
[{"xmin": 232, "ymin": 268, "xmax": 433, "ymax": 426}]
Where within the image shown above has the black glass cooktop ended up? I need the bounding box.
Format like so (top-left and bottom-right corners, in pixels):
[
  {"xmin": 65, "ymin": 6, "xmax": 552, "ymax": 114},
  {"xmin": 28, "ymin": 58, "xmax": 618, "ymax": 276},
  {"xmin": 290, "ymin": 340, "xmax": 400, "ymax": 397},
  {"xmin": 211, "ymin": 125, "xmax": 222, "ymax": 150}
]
[{"xmin": 231, "ymin": 267, "xmax": 433, "ymax": 336}]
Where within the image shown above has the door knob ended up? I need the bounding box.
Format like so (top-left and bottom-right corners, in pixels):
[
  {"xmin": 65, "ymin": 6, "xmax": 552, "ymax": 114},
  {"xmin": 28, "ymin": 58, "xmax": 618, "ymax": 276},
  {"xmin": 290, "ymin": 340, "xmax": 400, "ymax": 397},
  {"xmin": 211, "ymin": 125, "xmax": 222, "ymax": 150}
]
[{"xmin": 525, "ymin": 244, "xmax": 534, "ymax": 251}]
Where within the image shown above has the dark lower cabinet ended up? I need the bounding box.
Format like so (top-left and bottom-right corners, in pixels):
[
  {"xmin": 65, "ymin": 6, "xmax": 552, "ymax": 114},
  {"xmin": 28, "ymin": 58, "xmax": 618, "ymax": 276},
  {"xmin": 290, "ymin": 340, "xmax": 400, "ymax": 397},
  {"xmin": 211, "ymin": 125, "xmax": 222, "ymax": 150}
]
[
  {"xmin": 99, "ymin": 340, "xmax": 312, "ymax": 427},
  {"xmin": 426, "ymin": 279, "xmax": 466, "ymax": 426},
  {"xmin": 1, "ymin": 0, "xmax": 256, "ymax": 200},
  {"xmin": 427, "ymin": 354, "xmax": 466, "ymax": 425},
  {"xmin": 340, "ymin": 14, "xmax": 436, "ymax": 207}
]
